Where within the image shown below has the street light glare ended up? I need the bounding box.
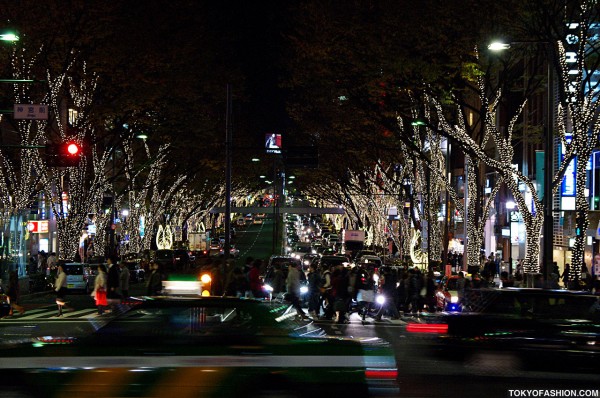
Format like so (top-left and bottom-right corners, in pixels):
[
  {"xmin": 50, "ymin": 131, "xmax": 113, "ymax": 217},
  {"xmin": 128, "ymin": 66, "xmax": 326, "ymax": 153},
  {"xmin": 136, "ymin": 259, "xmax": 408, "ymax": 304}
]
[
  {"xmin": 488, "ymin": 41, "xmax": 511, "ymax": 51},
  {"xmin": 0, "ymin": 32, "xmax": 19, "ymax": 42}
]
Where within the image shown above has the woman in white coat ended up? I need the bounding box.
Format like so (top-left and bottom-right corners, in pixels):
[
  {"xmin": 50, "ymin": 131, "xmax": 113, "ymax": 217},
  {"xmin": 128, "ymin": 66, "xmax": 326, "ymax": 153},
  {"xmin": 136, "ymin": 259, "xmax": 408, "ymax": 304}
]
[{"xmin": 92, "ymin": 264, "xmax": 108, "ymax": 315}]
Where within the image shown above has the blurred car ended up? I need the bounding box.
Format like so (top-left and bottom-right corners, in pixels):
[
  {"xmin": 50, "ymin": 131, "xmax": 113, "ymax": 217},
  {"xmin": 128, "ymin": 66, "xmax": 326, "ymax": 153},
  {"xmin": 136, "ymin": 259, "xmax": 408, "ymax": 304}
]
[
  {"xmin": 406, "ymin": 288, "xmax": 600, "ymax": 375},
  {"xmin": 0, "ymin": 297, "xmax": 399, "ymax": 397},
  {"xmin": 252, "ymin": 217, "xmax": 263, "ymax": 225}
]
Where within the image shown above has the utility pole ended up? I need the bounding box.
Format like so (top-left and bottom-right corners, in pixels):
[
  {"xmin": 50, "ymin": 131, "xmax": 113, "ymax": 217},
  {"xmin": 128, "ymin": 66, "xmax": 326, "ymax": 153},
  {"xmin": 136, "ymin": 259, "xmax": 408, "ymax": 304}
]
[{"xmin": 224, "ymin": 84, "xmax": 233, "ymax": 260}]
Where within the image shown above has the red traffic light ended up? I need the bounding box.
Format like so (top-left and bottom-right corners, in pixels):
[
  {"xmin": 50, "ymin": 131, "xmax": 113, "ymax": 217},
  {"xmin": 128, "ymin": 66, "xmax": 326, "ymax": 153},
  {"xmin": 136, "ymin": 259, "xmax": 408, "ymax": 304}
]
[{"xmin": 66, "ymin": 142, "xmax": 80, "ymax": 155}]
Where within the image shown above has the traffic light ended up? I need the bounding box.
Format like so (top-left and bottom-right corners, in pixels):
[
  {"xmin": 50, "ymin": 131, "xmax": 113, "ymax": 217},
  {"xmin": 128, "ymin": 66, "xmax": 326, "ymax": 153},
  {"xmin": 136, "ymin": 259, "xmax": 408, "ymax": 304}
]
[
  {"xmin": 575, "ymin": 212, "xmax": 584, "ymax": 236},
  {"xmin": 46, "ymin": 141, "xmax": 82, "ymax": 167}
]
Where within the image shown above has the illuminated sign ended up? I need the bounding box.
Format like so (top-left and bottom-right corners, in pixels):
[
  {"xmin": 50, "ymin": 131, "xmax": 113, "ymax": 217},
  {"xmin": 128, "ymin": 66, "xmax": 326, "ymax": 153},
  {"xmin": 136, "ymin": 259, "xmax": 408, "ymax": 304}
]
[
  {"xmin": 265, "ymin": 133, "xmax": 282, "ymax": 154},
  {"xmin": 27, "ymin": 220, "xmax": 49, "ymax": 234}
]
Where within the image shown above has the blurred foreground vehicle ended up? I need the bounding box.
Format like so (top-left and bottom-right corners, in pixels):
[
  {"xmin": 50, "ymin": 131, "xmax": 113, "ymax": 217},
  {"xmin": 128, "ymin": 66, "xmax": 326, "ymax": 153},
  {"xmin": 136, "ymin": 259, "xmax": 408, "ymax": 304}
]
[
  {"xmin": 406, "ymin": 288, "xmax": 600, "ymax": 375},
  {"xmin": 0, "ymin": 297, "xmax": 399, "ymax": 397}
]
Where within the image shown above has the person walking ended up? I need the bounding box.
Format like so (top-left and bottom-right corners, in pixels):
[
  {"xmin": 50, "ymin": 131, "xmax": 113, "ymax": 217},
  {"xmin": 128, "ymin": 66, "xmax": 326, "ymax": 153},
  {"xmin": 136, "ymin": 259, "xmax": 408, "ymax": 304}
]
[
  {"xmin": 248, "ymin": 259, "xmax": 263, "ymax": 298},
  {"xmin": 54, "ymin": 264, "xmax": 68, "ymax": 317},
  {"xmin": 561, "ymin": 263, "xmax": 571, "ymax": 288},
  {"xmin": 7, "ymin": 270, "xmax": 25, "ymax": 316},
  {"xmin": 119, "ymin": 261, "xmax": 130, "ymax": 300},
  {"xmin": 106, "ymin": 257, "xmax": 121, "ymax": 304},
  {"xmin": 146, "ymin": 262, "xmax": 162, "ymax": 295},
  {"xmin": 285, "ymin": 261, "xmax": 306, "ymax": 318},
  {"xmin": 92, "ymin": 264, "xmax": 108, "ymax": 314},
  {"xmin": 307, "ymin": 263, "xmax": 321, "ymax": 318}
]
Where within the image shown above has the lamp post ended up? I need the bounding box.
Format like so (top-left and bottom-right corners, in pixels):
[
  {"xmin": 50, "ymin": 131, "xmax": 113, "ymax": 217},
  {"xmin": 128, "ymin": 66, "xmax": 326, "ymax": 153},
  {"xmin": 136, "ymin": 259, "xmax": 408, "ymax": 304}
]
[
  {"xmin": 489, "ymin": 40, "xmax": 553, "ymax": 281},
  {"xmin": 506, "ymin": 201, "xmax": 517, "ymax": 275}
]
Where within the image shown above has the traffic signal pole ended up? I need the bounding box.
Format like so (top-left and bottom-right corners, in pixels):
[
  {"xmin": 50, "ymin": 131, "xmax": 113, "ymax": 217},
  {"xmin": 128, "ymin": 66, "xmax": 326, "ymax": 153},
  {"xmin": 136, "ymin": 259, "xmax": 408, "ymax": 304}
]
[{"xmin": 224, "ymin": 84, "xmax": 232, "ymax": 260}]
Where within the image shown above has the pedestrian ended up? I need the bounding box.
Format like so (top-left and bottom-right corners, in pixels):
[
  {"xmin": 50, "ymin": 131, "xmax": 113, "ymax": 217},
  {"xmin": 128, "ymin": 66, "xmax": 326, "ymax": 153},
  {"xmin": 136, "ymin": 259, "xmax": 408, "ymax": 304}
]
[
  {"xmin": 285, "ymin": 261, "xmax": 307, "ymax": 318},
  {"xmin": 424, "ymin": 270, "xmax": 437, "ymax": 312},
  {"xmin": 319, "ymin": 265, "xmax": 334, "ymax": 320},
  {"xmin": 146, "ymin": 262, "xmax": 163, "ymax": 295},
  {"xmin": 330, "ymin": 263, "xmax": 350, "ymax": 323},
  {"xmin": 248, "ymin": 259, "xmax": 263, "ymax": 298},
  {"xmin": 225, "ymin": 266, "xmax": 249, "ymax": 297},
  {"xmin": 307, "ymin": 263, "xmax": 321, "ymax": 318},
  {"xmin": 92, "ymin": 264, "xmax": 108, "ymax": 314},
  {"xmin": 561, "ymin": 263, "xmax": 571, "ymax": 288},
  {"xmin": 7, "ymin": 270, "xmax": 25, "ymax": 316},
  {"xmin": 46, "ymin": 252, "xmax": 57, "ymax": 275},
  {"xmin": 54, "ymin": 264, "xmax": 68, "ymax": 317},
  {"xmin": 271, "ymin": 263, "xmax": 285, "ymax": 296},
  {"xmin": 119, "ymin": 261, "xmax": 130, "ymax": 300},
  {"xmin": 456, "ymin": 271, "xmax": 469, "ymax": 308},
  {"xmin": 375, "ymin": 267, "xmax": 399, "ymax": 321},
  {"xmin": 106, "ymin": 256, "xmax": 121, "ymax": 304},
  {"xmin": 406, "ymin": 268, "xmax": 422, "ymax": 314}
]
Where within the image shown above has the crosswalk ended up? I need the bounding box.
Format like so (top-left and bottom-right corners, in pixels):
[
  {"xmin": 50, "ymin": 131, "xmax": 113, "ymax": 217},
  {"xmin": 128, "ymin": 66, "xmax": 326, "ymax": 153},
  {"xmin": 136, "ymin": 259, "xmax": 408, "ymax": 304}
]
[{"xmin": 1, "ymin": 306, "xmax": 119, "ymax": 321}]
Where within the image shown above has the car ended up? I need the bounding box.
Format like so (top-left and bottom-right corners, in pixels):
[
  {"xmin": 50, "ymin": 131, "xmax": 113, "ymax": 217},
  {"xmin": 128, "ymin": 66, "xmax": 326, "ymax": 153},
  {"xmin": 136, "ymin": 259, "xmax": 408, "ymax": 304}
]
[
  {"xmin": 173, "ymin": 249, "xmax": 191, "ymax": 270},
  {"xmin": 406, "ymin": 288, "xmax": 600, "ymax": 375},
  {"xmin": 357, "ymin": 255, "xmax": 383, "ymax": 269},
  {"xmin": 252, "ymin": 217, "xmax": 263, "ymax": 225},
  {"xmin": 0, "ymin": 297, "xmax": 399, "ymax": 397},
  {"xmin": 126, "ymin": 262, "xmax": 145, "ymax": 283},
  {"xmin": 355, "ymin": 249, "xmax": 378, "ymax": 261},
  {"xmin": 314, "ymin": 255, "xmax": 349, "ymax": 270},
  {"xmin": 290, "ymin": 242, "xmax": 312, "ymax": 260},
  {"xmin": 62, "ymin": 262, "xmax": 90, "ymax": 294},
  {"xmin": 154, "ymin": 249, "xmax": 175, "ymax": 271},
  {"xmin": 435, "ymin": 275, "xmax": 461, "ymax": 311},
  {"xmin": 219, "ymin": 245, "xmax": 240, "ymax": 258}
]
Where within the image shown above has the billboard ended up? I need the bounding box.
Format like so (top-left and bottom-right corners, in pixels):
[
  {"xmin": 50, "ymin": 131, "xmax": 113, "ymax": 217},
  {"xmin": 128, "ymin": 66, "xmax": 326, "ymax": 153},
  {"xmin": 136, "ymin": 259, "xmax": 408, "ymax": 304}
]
[{"xmin": 265, "ymin": 133, "xmax": 282, "ymax": 154}]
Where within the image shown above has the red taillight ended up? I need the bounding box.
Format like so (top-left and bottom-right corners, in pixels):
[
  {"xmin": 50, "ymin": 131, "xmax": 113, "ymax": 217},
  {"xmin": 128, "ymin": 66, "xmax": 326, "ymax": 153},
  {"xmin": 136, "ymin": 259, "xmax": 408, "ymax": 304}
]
[
  {"xmin": 406, "ymin": 323, "xmax": 448, "ymax": 334},
  {"xmin": 365, "ymin": 369, "xmax": 398, "ymax": 379}
]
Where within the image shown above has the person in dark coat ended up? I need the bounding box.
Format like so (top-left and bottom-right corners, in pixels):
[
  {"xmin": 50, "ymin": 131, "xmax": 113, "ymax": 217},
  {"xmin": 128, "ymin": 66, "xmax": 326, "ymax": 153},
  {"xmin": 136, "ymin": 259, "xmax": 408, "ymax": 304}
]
[
  {"xmin": 106, "ymin": 256, "xmax": 121, "ymax": 301},
  {"xmin": 7, "ymin": 270, "xmax": 25, "ymax": 315}
]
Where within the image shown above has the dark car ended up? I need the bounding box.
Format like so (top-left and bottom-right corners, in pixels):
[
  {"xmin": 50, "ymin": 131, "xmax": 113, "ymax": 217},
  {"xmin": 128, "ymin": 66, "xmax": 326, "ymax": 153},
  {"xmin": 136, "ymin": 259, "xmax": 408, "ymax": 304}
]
[
  {"xmin": 406, "ymin": 288, "xmax": 600, "ymax": 375},
  {"xmin": 0, "ymin": 297, "xmax": 399, "ymax": 397},
  {"xmin": 122, "ymin": 253, "xmax": 145, "ymax": 283},
  {"xmin": 154, "ymin": 249, "xmax": 175, "ymax": 271},
  {"xmin": 126, "ymin": 263, "xmax": 145, "ymax": 283},
  {"xmin": 173, "ymin": 249, "xmax": 191, "ymax": 270}
]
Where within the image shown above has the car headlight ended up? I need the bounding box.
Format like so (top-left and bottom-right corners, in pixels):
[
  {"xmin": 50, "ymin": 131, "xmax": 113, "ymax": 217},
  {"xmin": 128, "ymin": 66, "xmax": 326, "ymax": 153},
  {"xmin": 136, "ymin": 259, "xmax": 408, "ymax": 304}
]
[
  {"xmin": 450, "ymin": 296, "xmax": 459, "ymax": 303},
  {"xmin": 300, "ymin": 286, "xmax": 309, "ymax": 295},
  {"xmin": 263, "ymin": 284, "xmax": 273, "ymax": 292},
  {"xmin": 376, "ymin": 294, "xmax": 385, "ymax": 305},
  {"xmin": 200, "ymin": 273, "xmax": 212, "ymax": 284}
]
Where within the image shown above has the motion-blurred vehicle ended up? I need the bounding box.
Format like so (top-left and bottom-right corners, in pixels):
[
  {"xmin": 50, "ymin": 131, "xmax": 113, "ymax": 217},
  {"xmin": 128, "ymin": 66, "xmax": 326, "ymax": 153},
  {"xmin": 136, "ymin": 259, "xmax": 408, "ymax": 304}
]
[
  {"xmin": 0, "ymin": 297, "xmax": 399, "ymax": 397},
  {"xmin": 406, "ymin": 288, "xmax": 600, "ymax": 375}
]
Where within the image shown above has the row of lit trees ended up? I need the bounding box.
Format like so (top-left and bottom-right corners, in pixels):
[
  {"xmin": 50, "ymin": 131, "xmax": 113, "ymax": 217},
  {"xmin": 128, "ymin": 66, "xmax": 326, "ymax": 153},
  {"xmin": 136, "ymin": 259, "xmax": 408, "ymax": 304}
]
[{"xmin": 285, "ymin": 1, "xmax": 599, "ymax": 280}]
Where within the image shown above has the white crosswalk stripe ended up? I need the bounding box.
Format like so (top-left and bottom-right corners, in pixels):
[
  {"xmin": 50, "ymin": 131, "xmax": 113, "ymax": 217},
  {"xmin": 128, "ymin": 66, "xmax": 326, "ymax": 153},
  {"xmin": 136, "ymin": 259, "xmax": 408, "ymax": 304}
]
[{"xmin": 3, "ymin": 307, "xmax": 109, "ymax": 320}]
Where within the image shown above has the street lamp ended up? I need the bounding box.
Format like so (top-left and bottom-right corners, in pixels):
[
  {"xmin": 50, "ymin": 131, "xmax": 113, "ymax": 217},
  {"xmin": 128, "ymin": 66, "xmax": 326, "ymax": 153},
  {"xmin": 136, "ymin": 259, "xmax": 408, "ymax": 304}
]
[
  {"xmin": 489, "ymin": 40, "xmax": 553, "ymax": 282},
  {"xmin": 506, "ymin": 201, "xmax": 517, "ymax": 275}
]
